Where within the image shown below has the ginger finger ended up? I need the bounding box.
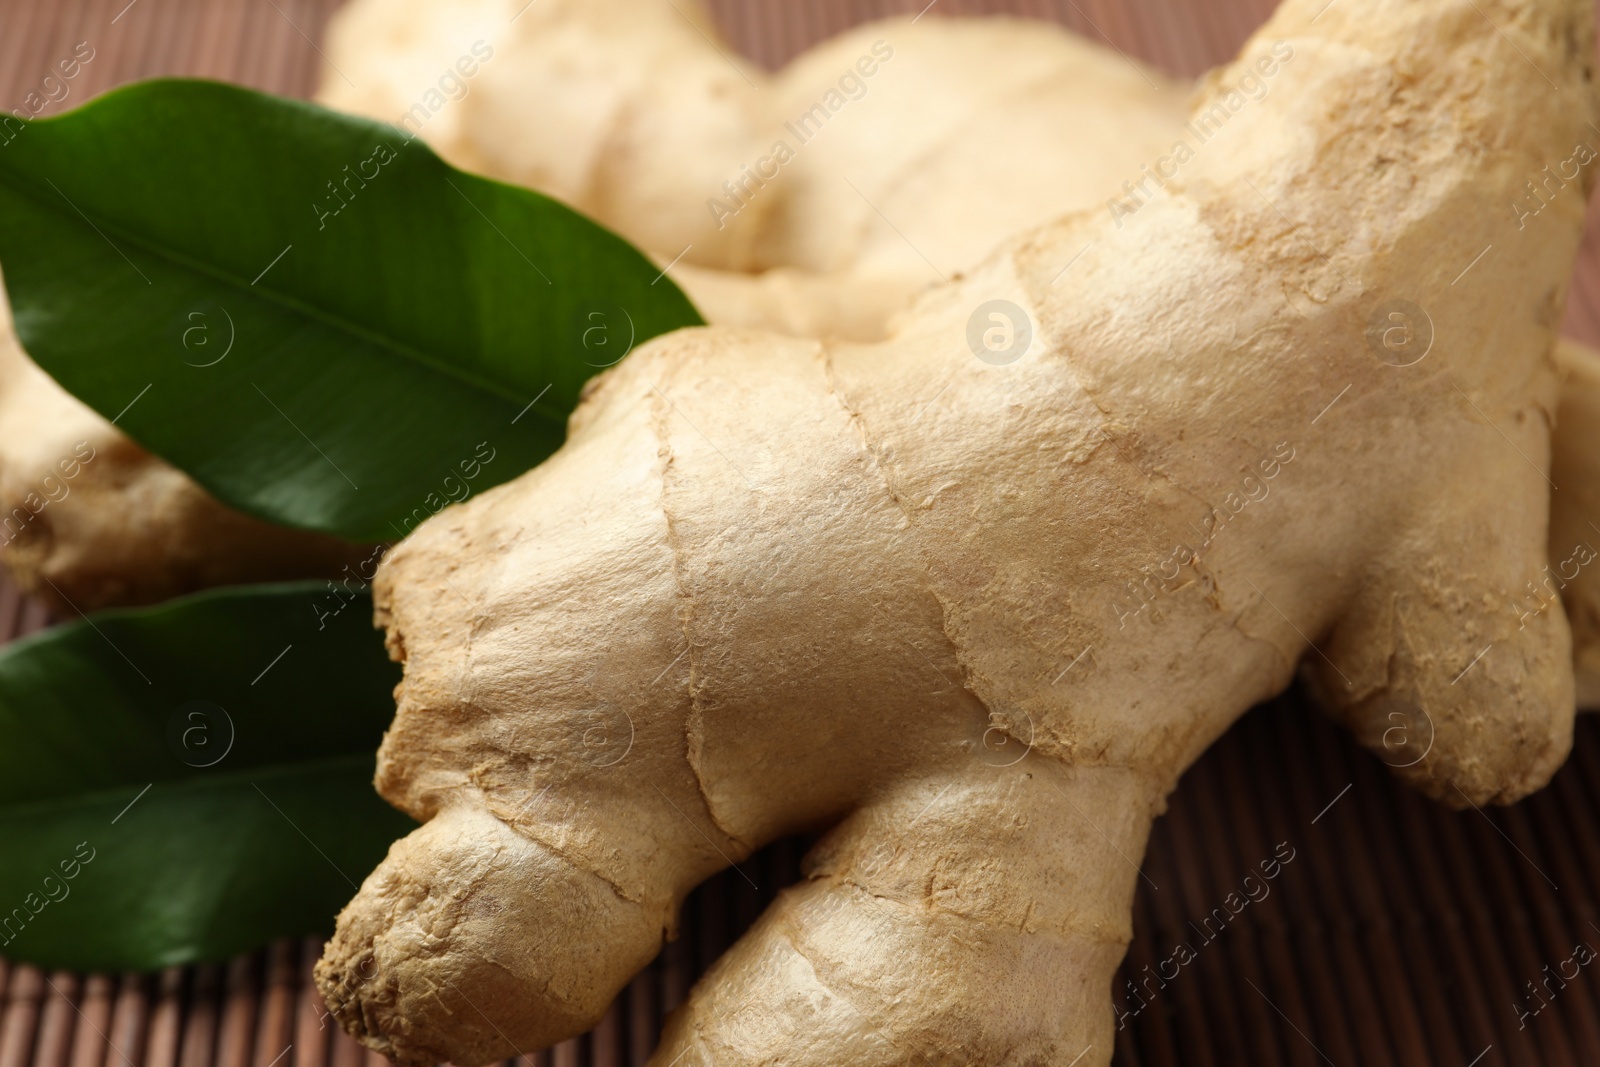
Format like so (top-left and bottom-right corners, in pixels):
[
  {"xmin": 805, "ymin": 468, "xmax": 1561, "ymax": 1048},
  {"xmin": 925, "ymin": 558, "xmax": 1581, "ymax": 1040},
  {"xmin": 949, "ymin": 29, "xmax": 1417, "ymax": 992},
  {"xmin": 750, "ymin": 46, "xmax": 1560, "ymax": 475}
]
[
  {"xmin": 315, "ymin": 0, "xmax": 768, "ymax": 268},
  {"xmin": 654, "ymin": 762, "xmax": 1148, "ymax": 1066}
]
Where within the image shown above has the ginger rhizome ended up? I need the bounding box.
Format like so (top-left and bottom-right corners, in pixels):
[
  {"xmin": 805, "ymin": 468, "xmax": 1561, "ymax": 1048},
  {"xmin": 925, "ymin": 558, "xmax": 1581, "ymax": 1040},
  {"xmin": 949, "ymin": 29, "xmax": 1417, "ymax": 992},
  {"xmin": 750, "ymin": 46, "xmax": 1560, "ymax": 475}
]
[{"xmin": 314, "ymin": 0, "xmax": 1596, "ymax": 1062}]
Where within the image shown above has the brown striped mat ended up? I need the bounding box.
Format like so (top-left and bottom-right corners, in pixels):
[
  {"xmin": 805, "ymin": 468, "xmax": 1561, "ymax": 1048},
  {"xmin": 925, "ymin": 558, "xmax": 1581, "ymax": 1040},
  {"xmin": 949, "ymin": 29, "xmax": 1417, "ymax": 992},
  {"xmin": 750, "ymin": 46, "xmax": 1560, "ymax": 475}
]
[{"xmin": 2, "ymin": 1, "xmax": 1600, "ymax": 1065}]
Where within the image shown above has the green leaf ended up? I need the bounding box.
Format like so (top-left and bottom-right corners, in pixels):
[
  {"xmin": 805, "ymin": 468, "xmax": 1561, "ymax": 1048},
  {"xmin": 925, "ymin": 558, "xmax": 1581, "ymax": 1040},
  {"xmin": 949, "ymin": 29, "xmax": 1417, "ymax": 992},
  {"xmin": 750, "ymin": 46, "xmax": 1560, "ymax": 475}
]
[
  {"xmin": 0, "ymin": 79, "xmax": 701, "ymax": 543},
  {"xmin": 0, "ymin": 581, "xmax": 412, "ymax": 971}
]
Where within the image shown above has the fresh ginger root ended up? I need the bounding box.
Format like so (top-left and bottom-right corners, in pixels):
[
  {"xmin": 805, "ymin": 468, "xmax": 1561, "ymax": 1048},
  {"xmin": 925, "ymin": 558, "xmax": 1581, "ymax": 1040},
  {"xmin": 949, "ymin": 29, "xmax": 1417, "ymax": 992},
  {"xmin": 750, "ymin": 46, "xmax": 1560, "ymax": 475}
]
[
  {"xmin": 314, "ymin": 0, "xmax": 1594, "ymax": 1061},
  {"xmin": 0, "ymin": 277, "xmax": 367, "ymax": 610}
]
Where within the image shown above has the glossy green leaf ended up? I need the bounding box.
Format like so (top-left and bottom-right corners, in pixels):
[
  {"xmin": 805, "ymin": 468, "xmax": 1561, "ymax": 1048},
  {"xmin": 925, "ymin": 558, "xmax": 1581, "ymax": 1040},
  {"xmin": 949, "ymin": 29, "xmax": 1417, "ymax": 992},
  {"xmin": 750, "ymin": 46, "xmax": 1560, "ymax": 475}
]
[
  {"xmin": 0, "ymin": 79, "xmax": 701, "ymax": 543},
  {"xmin": 0, "ymin": 582, "xmax": 412, "ymax": 971}
]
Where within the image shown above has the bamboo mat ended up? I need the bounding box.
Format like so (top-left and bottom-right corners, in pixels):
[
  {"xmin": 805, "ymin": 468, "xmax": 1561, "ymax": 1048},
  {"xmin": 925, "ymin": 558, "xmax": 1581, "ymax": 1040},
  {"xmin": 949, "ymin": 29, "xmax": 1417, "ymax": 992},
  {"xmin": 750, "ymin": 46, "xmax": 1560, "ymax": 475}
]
[{"xmin": 2, "ymin": 1, "xmax": 1600, "ymax": 1065}]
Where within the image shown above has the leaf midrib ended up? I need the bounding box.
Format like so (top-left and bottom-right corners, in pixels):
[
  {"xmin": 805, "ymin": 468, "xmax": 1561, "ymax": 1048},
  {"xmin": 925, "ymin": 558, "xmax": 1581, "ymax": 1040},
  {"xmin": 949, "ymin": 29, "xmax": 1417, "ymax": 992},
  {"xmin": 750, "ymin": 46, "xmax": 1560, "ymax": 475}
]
[
  {"xmin": 0, "ymin": 142, "xmax": 569, "ymax": 428},
  {"xmin": 0, "ymin": 749, "xmax": 382, "ymax": 820}
]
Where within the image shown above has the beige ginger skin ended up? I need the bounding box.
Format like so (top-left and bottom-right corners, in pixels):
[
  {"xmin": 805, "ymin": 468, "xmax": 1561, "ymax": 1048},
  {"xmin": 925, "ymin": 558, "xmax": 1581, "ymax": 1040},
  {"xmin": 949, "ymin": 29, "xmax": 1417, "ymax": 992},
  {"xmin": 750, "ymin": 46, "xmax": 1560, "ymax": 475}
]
[{"xmin": 314, "ymin": 0, "xmax": 1596, "ymax": 1062}]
